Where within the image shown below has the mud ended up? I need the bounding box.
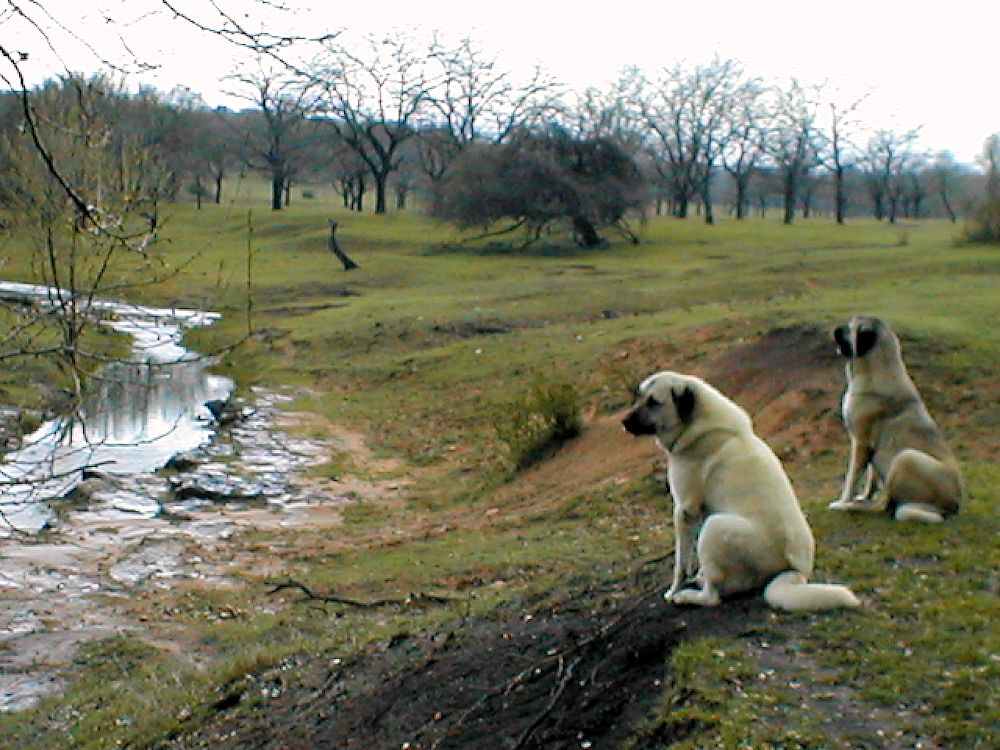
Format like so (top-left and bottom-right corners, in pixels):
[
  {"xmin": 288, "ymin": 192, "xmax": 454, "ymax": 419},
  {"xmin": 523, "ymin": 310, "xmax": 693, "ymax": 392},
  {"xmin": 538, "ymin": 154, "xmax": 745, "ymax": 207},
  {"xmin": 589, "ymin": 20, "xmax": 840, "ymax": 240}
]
[
  {"xmin": 159, "ymin": 583, "xmax": 771, "ymax": 750},
  {"xmin": 0, "ymin": 388, "xmax": 354, "ymax": 713}
]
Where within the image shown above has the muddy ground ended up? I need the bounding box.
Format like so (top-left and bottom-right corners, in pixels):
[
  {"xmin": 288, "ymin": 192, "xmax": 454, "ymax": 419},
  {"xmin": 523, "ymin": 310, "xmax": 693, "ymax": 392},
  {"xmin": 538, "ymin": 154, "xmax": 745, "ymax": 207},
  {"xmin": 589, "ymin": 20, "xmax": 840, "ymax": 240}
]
[
  {"xmin": 152, "ymin": 326, "xmax": 921, "ymax": 750},
  {"xmin": 158, "ymin": 583, "xmax": 770, "ymax": 750}
]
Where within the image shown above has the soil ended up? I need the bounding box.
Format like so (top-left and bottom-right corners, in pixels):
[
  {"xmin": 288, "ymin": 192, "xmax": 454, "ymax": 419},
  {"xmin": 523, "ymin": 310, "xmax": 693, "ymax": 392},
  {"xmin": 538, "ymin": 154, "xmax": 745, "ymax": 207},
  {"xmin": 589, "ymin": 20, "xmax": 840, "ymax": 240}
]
[{"xmin": 160, "ymin": 583, "xmax": 771, "ymax": 750}]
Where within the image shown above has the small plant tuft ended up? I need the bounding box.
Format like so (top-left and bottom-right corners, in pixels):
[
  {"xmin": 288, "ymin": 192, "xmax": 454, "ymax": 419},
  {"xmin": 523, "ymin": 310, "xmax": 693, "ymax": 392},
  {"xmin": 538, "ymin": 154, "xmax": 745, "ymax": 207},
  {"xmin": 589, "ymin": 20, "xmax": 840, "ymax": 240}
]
[{"xmin": 494, "ymin": 376, "xmax": 583, "ymax": 471}]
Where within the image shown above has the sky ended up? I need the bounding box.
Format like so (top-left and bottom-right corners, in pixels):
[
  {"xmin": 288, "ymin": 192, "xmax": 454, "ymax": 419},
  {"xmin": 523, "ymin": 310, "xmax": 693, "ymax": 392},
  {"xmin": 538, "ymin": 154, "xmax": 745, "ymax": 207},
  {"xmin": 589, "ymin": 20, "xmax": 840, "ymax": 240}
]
[{"xmin": 4, "ymin": 0, "xmax": 998, "ymax": 165}]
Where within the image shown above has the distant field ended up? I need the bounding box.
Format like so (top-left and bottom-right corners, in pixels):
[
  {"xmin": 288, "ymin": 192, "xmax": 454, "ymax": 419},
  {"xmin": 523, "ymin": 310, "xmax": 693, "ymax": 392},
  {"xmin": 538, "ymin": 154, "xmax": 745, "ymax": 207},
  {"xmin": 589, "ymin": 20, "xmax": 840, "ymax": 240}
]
[{"xmin": 1, "ymin": 185, "xmax": 997, "ymax": 748}]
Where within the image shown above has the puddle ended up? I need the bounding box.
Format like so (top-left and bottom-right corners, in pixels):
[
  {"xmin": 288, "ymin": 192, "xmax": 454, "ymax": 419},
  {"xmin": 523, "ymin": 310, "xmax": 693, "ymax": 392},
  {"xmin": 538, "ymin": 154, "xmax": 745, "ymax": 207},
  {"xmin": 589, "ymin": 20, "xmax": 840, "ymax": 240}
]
[
  {"xmin": 0, "ymin": 282, "xmax": 357, "ymax": 713},
  {"xmin": 0, "ymin": 281, "xmax": 233, "ymax": 534},
  {"xmin": 0, "ymin": 385, "xmax": 353, "ymax": 713}
]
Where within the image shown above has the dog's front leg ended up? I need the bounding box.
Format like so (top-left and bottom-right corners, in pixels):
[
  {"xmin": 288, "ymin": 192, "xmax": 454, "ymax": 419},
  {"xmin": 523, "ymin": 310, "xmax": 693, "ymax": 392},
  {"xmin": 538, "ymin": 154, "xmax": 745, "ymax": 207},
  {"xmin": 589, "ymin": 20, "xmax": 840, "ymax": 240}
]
[
  {"xmin": 665, "ymin": 501, "xmax": 690, "ymax": 599},
  {"xmin": 830, "ymin": 438, "xmax": 870, "ymax": 509}
]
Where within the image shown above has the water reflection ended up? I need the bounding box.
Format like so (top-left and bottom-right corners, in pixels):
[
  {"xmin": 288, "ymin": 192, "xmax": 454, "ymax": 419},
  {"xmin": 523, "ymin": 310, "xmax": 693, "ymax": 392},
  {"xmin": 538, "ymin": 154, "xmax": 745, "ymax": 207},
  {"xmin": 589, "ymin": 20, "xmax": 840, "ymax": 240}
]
[{"xmin": 0, "ymin": 283, "xmax": 233, "ymax": 533}]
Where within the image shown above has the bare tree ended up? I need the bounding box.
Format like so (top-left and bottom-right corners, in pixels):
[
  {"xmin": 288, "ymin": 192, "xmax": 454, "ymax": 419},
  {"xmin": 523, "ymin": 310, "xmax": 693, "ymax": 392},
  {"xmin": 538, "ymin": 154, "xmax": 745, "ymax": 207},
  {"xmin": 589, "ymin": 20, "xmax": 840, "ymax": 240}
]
[
  {"xmin": 860, "ymin": 128, "xmax": 920, "ymax": 222},
  {"xmin": 314, "ymin": 33, "xmax": 429, "ymax": 214},
  {"xmin": 228, "ymin": 63, "xmax": 320, "ymax": 210},
  {"xmin": 966, "ymin": 133, "xmax": 1000, "ymax": 242},
  {"xmin": 722, "ymin": 78, "xmax": 766, "ymax": 220},
  {"xmin": 638, "ymin": 57, "xmax": 748, "ymax": 223},
  {"xmin": 929, "ymin": 152, "xmax": 962, "ymax": 223},
  {"xmin": 761, "ymin": 80, "xmax": 824, "ymax": 225},
  {"xmin": 638, "ymin": 66, "xmax": 697, "ymax": 218},
  {"xmin": 822, "ymin": 95, "xmax": 867, "ymax": 224},
  {"xmin": 1, "ymin": 75, "xmax": 173, "ymax": 400},
  {"xmin": 417, "ymin": 36, "xmax": 560, "ymax": 184},
  {"xmin": 432, "ymin": 129, "xmax": 646, "ymax": 248},
  {"xmin": 569, "ymin": 70, "xmax": 645, "ymax": 147},
  {"xmin": 981, "ymin": 133, "xmax": 1000, "ymax": 200}
]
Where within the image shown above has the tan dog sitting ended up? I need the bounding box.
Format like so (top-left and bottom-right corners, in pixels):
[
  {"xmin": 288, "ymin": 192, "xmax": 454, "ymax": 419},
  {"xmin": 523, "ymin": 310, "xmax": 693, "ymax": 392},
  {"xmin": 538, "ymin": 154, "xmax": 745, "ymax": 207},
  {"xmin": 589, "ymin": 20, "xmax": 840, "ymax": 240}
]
[
  {"xmin": 623, "ymin": 371, "xmax": 859, "ymax": 611},
  {"xmin": 831, "ymin": 315, "xmax": 964, "ymax": 522}
]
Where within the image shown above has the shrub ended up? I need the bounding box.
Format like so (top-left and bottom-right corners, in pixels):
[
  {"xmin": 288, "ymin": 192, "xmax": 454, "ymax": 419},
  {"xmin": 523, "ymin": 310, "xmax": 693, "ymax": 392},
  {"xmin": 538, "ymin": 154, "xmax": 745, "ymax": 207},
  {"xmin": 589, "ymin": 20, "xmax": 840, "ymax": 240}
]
[
  {"xmin": 494, "ymin": 376, "xmax": 583, "ymax": 471},
  {"xmin": 965, "ymin": 196, "xmax": 1000, "ymax": 243}
]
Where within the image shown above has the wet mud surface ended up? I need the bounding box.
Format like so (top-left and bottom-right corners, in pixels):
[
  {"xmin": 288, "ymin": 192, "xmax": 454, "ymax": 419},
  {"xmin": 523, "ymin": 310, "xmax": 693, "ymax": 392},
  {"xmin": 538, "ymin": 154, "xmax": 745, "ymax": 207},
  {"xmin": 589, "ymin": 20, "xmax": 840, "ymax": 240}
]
[{"xmin": 0, "ymin": 388, "xmax": 348, "ymax": 712}]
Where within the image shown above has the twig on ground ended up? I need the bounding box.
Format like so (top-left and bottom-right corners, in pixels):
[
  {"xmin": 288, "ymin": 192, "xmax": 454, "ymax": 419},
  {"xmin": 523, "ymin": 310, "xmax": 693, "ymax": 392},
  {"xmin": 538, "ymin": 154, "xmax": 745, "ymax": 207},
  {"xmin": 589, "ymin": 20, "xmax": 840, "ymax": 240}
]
[{"xmin": 267, "ymin": 579, "xmax": 461, "ymax": 609}]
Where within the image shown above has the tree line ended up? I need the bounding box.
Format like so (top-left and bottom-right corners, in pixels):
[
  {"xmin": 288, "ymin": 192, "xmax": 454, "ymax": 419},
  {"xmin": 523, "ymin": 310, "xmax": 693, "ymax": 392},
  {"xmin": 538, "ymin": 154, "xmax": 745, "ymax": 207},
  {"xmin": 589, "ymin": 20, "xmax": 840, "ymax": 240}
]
[{"xmin": 1, "ymin": 36, "xmax": 996, "ymax": 248}]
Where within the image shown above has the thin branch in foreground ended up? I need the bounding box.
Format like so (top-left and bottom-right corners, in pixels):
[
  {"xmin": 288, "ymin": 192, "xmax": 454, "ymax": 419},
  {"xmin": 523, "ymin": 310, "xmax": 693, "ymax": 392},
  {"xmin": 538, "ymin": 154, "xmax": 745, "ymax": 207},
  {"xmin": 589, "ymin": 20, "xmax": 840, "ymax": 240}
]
[{"xmin": 267, "ymin": 579, "xmax": 461, "ymax": 609}]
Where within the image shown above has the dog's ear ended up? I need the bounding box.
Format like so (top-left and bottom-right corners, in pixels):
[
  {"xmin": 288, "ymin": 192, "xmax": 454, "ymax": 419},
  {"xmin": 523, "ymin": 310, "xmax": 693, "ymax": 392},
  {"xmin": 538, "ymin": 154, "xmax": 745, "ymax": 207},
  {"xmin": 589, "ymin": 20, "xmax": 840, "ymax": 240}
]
[
  {"xmin": 671, "ymin": 385, "xmax": 696, "ymax": 425},
  {"xmin": 833, "ymin": 325, "xmax": 852, "ymax": 357},
  {"xmin": 855, "ymin": 326, "xmax": 878, "ymax": 357}
]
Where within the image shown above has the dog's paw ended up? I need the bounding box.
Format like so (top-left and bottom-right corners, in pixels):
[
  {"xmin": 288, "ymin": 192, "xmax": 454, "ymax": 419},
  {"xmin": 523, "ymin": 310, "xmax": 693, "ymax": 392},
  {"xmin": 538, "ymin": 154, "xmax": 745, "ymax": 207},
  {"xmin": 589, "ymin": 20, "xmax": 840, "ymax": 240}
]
[
  {"xmin": 829, "ymin": 499, "xmax": 858, "ymax": 511},
  {"xmin": 668, "ymin": 587, "xmax": 720, "ymax": 607}
]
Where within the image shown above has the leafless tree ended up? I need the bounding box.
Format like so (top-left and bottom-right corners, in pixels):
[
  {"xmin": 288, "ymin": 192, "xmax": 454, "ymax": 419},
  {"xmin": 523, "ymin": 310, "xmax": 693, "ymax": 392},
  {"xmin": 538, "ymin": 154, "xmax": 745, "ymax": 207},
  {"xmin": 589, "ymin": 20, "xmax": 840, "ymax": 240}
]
[
  {"xmin": 761, "ymin": 79, "xmax": 824, "ymax": 225},
  {"xmin": 928, "ymin": 152, "xmax": 963, "ymax": 223},
  {"xmin": 966, "ymin": 133, "xmax": 1000, "ymax": 242},
  {"xmin": 0, "ymin": 75, "xmax": 176, "ymax": 403},
  {"xmin": 822, "ymin": 95, "xmax": 867, "ymax": 224},
  {"xmin": 981, "ymin": 133, "xmax": 1000, "ymax": 200},
  {"xmin": 228, "ymin": 63, "xmax": 320, "ymax": 210},
  {"xmin": 566, "ymin": 68, "xmax": 649, "ymax": 162},
  {"xmin": 638, "ymin": 57, "xmax": 748, "ymax": 224},
  {"xmin": 860, "ymin": 128, "xmax": 921, "ymax": 222},
  {"xmin": 417, "ymin": 36, "xmax": 560, "ymax": 184},
  {"xmin": 314, "ymin": 32, "xmax": 430, "ymax": 214},
  {"xmin": 722, "ymin": 78, "xmax": 766, "ymax": 220}
]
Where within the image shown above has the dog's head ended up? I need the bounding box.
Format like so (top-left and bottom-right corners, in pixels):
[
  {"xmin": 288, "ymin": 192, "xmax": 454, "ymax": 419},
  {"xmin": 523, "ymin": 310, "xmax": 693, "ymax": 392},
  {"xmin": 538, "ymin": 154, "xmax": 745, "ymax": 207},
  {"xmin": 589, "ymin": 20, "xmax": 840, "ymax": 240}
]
[
  {"xmin": 833, "ymin": 315, "xmax": 900, "ymax": 361},
  {"xmin": 622, "ymin": 371, "xmax": 697, "ymax": 447}
]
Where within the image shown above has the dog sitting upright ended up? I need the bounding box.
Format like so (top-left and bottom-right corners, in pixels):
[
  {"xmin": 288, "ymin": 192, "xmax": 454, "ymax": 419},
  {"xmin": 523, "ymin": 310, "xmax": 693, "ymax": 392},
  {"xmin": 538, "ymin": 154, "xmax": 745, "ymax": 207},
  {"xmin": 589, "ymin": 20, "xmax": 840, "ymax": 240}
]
[
  {"xmin": 831, "ymin": 315, "xmax": 964, "ymax": 522},
  {"xmin": 623, "ymin": 371, "xmax": 859, "ymax": 612}
]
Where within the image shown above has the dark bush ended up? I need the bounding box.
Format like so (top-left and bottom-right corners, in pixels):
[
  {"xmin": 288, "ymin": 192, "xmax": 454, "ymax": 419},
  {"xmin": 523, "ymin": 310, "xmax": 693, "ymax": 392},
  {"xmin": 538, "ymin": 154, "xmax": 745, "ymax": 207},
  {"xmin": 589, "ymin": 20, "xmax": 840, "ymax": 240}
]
[
  {"xmin": 431, "ymin": 128, "xmax": 646, "ymax": 248},
  {"xmin": 965, "ymin": 196, "xmax": 1000, "ymax": 243}
]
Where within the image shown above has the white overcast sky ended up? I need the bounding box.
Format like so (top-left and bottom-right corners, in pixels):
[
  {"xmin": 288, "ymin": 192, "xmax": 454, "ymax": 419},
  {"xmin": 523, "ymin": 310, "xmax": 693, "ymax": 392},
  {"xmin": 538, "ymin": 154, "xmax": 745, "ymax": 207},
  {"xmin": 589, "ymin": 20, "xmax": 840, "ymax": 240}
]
[{"xmin": 5, "ymin": 0, "xmax": 998, "ymax": 164}]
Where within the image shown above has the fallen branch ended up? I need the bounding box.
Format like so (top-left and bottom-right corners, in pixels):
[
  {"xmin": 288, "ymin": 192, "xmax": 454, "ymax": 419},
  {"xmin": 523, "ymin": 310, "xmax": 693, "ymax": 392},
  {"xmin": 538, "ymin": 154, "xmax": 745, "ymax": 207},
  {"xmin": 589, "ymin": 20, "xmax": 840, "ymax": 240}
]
[
  {"xmin": 512, "ymin": 654, "xmax": 582, "ymax": 750},
  {"xmin": 267, "ymin": 579, "xmax": 460, "ymax": 609}
]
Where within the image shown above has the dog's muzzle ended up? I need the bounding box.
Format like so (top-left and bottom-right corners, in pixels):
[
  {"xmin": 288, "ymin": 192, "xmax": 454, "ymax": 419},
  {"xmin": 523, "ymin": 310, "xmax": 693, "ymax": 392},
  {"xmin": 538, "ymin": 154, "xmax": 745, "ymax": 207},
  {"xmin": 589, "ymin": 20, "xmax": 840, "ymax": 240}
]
[{"xmin": 622, "ymin": 410, "xmax": 656, "ymax": 436}]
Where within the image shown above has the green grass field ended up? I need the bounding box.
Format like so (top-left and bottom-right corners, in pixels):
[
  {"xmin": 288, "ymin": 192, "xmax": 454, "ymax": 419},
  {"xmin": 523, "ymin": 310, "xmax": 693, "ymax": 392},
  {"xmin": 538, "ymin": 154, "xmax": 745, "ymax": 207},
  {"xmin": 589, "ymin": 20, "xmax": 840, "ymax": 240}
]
[{"xmin": 1, "ymin": 183, "xmax": 997, "ymax": 748}]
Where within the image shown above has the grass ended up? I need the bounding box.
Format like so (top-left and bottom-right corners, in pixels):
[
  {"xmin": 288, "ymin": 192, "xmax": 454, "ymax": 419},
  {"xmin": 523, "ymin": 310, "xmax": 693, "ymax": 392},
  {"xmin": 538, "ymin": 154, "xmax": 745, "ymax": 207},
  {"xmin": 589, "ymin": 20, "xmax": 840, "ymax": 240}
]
[{"xmin": 0, "ymin": 181, "xmax": 997, "ymax": 748}]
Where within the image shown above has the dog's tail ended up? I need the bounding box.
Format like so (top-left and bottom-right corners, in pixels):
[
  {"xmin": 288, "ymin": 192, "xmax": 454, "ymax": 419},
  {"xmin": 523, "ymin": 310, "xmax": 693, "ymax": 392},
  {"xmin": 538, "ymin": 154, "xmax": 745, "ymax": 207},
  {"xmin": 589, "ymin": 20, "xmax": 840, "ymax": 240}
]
[
  {"xmin": 894, "ymin": 503, "xmax": 946, "ymax": 523},
  {"xmin": 763, "ymin": 571, "xmax": 860, "ymax": 612}
]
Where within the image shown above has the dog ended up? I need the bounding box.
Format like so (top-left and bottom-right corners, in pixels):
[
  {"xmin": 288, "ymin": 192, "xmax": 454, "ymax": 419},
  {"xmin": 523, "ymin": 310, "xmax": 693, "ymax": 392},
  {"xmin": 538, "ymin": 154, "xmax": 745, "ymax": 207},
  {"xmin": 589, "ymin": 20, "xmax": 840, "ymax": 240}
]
[
  {"xmin": 622, "ymin": 371, "xmax": 859, "ymax": 611},
  {"xmin": 831, "ymin": 315, "xmax": 964, "ymax": 522}
]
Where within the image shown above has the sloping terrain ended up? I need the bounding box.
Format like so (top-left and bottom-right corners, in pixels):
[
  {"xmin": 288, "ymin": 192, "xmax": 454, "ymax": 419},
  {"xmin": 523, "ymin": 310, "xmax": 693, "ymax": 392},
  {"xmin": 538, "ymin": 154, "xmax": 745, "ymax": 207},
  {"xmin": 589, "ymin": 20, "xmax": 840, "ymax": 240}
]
[{"xmin": 158, "ymin": 325, "xmax": 936, "ymax": 750}]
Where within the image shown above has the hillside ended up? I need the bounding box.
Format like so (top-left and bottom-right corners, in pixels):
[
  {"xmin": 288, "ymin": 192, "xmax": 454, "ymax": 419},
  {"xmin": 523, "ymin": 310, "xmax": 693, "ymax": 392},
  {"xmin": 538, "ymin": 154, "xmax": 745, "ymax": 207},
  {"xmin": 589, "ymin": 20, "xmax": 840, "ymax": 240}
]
[{"xmin": 1, "ymin": 197, "xmax": 997, "ymax": 749}]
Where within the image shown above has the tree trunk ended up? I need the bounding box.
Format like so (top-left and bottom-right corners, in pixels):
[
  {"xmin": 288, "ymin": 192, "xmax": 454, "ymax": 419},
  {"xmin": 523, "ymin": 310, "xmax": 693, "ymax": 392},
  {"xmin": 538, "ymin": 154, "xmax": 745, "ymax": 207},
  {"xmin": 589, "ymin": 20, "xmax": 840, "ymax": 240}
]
[
  {"xmin": 374, "ymin": 172, "xmax": 388, "ymax": 214},
  {"xmin": 834, "ymin": 167, "xmax": 846, "ymax": 224},
  {"xmin": 327, "ymin": 221, "xmax": 359, "ymax": 270},
  {"xmin": 782, "ymin": 172, "xmax": 797, "ymax": 225},
  {"xmin": 354, "ymin": 180, "xmax": 365, "ymax": 212},
  {"xmin": 940, "ymin": 190, "xmax": 957, "ymax": 223},
  {"xmin": 214, "ymin": 173, "xmax": 223, "ymax": 204},
  {"xmin": 571, "ymin": 215, "xmax": 603, "ymax": 247},
  {"xmin": 734, "ymin": 177, "xmax": 748, "ymax": 220},
  {"xmin": 271, "ymin": 170, "xmax": 284, "ymax": 211}
]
